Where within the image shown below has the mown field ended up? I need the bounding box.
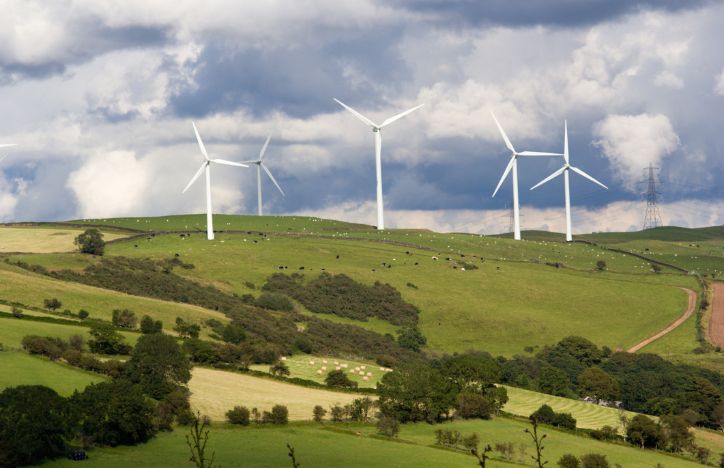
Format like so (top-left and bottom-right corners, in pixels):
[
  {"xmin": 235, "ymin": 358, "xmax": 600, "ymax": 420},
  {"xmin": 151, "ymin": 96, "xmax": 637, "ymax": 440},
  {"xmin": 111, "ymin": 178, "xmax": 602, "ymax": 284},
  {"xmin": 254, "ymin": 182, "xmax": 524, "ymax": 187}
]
[
  {"xmin": 250, "ymin": 354, "xmax": 388, "ymax": 388},
  {"xmin": 42, "ymin": 419, "xmax": 704, "ymax": 468},
  {"xmin": 0, "ymin": 226, "xmax": 127, "ymax": 253},
  {"xmin": 103, "ymin": 231, "xmax": 694, "ymax": 356}
]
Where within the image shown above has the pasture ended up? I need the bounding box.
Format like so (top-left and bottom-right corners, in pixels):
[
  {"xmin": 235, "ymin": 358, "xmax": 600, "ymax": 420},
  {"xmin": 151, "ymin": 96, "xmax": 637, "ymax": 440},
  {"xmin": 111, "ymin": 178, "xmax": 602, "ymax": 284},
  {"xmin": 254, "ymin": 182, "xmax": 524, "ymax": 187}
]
[
  {"xmin": 189, "ymin": 367, "xmax": 369, "ymax": 421},
  {"xmin": 42, "ymin": 419, "xmax": 704, "ymax": 468},
  {"xmin": 250, "ymin": 354, "xmax": 389, "ymax": 388},
  {"xmin": 107, "ymin": 231, "xmax": 694, "ymax": 356},
  {"xmin": 0, "ymin": 351, "xmax": 103, "ymax": 396},
  {"xmin": 0, "ymin": 316, "xmax": 139, "ymax": 350},
  {"xmin": 0, "ymin": 226, "xmax": 127, "ymax": 253}
]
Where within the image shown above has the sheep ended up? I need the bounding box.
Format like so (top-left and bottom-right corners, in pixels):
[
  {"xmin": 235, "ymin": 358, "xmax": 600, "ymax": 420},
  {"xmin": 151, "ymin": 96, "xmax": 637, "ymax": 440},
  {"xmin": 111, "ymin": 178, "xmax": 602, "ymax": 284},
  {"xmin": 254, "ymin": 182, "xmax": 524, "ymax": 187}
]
[
  {"xmin": 316, "ymin": 370, "xmax": 323, "ymax": 374},
  {"xmin": 281, "ymin": 356, "xmax": 287, "ymax": 361},
  {"xmin": 359, "ymin": 370, "xmax": 365, "ymax": 376},
  {"xmin": 321, "ymin": 366, "xmax": 327, "ymax": 371},
  {"xmin": 366, "ymin": 372, "xmax": 372, "ymax": 376},
  {"xmin": 363, "ymin": 376, "xmax": 369, "ymax": 381},
  {"xmin": 360, "ymin": 366, "xmax": 366, "ymax": 370},
  {"xmin": 335, "ymin": 366, "xmax": 341, "ymax": 370},
  {"xmin": 323, "ymin": 359, "xmax": 328, "ymax": 364}
]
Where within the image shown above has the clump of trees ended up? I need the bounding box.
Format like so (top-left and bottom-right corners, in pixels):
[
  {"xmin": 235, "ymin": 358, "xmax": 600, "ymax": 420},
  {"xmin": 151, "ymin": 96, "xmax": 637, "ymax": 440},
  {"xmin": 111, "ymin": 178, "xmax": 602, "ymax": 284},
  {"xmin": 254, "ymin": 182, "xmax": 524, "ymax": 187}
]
[
  {"xmin": 112, "ymin": 308, "xmax": 137, "ymax": 329},
  {"xmin": 88, "ymin": 324, "xmax": 132, "ymax": 355},
  {"xmin": 325, "ymin": 369, "xmax": 358, "ymax": 389},
  {"xmin": 530, "ymin": 404, "xmax": 576, "ymax": 430},
  {"xmin": 75, "ymin": 228, "xmax": 105, "ymax": 255}
]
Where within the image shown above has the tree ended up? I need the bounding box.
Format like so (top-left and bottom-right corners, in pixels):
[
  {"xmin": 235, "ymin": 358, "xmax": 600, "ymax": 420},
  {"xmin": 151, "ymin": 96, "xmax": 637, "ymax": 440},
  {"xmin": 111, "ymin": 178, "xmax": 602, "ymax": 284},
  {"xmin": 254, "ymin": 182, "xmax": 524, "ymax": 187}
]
[
  {"xmin": 626, "ymin": 414, "xmax": 666, "ymax": 449},
  {"xmin": 112, "ymin": 308, "xmax": 138, "ymax": 329},
  {"xmin": 325, "ymin": 369, "xmax": 357, "ymax": 389},
  {"xmin": 140, "ymin": 314, "xmax": 163, "ymax": 334},
  {"xmin": 270, "ymin": 360, "xmax": 291, "ymax": 377},
  {"xmin": 221, "ymin": 323, "xmax": 246, "ymax": 344},
  {"xmin": 397, "ymin": 326, "xmax": 426, "ymax": 351},
  {"xmin": 174, "ymin": 317, "xmax": 201, "ymax": 339},
  {"xmin": 0, "ymin": 385, "xmax": 71, "ymax": 467},
  {"xmin": 661, "ymin": 415, "xmax": 693, "ymax": 453},
  {"xmin": 376, "ymin": 413, "xmax": 400, "ymax": 438},
  {"xmin": 88, "ymin": 323, "xmax": 132, "ymax": 355},
  {"xmin": 538, "ymin": 365, "xmax": 572, "ymax": 396},
  {"xmin": 75, "ymin": 228, "xmax": 105, "ymax": 255},
  {"xmin": 71, "ymin": 379, "xmax": 155, "ymax": 446},
  {"xmin": 268, "ymin": 405, "xmax": 288, "ymax": 424},
  {"xmin": 44, "ymin": 298, "xmax": 62, "ymax": 312},
  {"xmin": 578, "ymin": 367, "xmax": 619, "ymax": 402},
  {"xmin": 226, "ymin": 406, "xmax": 250, "ymax": 425},
  {"xmin": 595, "ymin": 260, "xmax": 606, "ymax": 271},
  {"xmin": 456, "ymin": 392, "xmax": 496, "ymax": 419},
  {"xmin": 313, "ymin": 405, "xmax": 326, "ymax": 422},
  {"xmin": 186, "ymin": 413, "xmax": 215, "ymax": 468},
  {"xmin": 125, "ymin": 333, "xmax": 192, "ymax": 399},
  {"xmin": 78, "ymin": 309, "xmax": 90, "ymax": 320},
  {"xmin": 348, "ymin": 397, "xmax": 375, "ymax": 422},
  {"xmin": 377, "ymin": 362, "xmax": 455, "ymax": 423},
  {"xmin": 651, "ymin": 263, "xmax": 662, "ymax": 273},
  {"xmin": 471, "ymin": 444, "xmax": 493, "ymax": 467}
]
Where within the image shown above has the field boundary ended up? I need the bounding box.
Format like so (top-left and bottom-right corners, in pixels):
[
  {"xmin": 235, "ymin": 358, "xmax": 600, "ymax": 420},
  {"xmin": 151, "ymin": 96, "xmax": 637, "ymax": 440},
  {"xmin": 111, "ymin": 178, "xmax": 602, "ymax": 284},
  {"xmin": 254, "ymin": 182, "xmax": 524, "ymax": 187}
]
[
  {"xmin": 627, "ymin": 287, "xmax": 697, "ymax": 353},
  {"xmin": 709, "ymin": 282, "xmax": 724, "ymax": 348}
]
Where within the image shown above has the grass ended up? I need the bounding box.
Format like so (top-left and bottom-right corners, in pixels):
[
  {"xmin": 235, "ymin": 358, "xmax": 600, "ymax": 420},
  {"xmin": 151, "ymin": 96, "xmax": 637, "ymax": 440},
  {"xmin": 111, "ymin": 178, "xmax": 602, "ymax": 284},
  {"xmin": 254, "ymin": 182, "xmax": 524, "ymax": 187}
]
[
  {"xmin": 106, "ymin": 231, "xmax": 694, "ymax": 356},
  {"xmin": 0, "ymin": 351, "xmax": 104, "ymax": 396},
  {"xmin": 189, "ymin": 367, "xmax": 369, "ymax": 421},
  {"xmin": 250, "ymin": 354, "xmax": 389, "ymax": 388},
  {"xmin": 0, "ymin": 262, "xmax": 228, "ymax": 339},
  {"xmin": 0, "ymin": 226, "xmax": 127, "ymax": 253},
  {"xmin": 0, "ymin": 316, "xmax": 139, "ymax": 350},
  {"xmin": 42, "ymin": 419, "xmax": 705, "ymax": 467}
]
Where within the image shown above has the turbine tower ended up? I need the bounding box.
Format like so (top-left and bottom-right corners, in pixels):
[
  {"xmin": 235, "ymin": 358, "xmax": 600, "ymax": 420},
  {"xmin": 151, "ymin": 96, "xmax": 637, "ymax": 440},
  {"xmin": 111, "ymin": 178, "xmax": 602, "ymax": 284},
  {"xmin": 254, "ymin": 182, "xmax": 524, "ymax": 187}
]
[
  {"xmin": 490, "ymin": 112, "xmax": 562, "ymax": 240},
  {"xmin": 182, "ymin": 122, "xmax": 248, "ymax": 240},
  {"xmin": 530, "ymin": 121, "xmax": 608, "ymax": 242},
  {"xmin": 241, "ymin": 136, "xmax": 285, "ymax": 216},
  {"xmin": 334, "ymin": 98, "xmax": 424, "ymax": 230},
  {"xmin": 642, "ymin": 164, "xmax": 663, "ymax": 230}
]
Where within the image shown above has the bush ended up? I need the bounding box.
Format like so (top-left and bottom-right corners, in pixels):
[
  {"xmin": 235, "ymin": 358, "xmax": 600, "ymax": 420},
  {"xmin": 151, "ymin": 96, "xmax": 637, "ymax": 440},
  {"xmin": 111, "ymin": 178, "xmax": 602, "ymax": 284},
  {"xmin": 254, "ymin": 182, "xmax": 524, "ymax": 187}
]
[
  {"xmin": 558, "ymin": 454, "xmax": 580, "ymax": 468},
  {"xmin": 313, "ymin": 405, "xmax": 326, "ymax": 423},
  {"xmin": 325, "ymin": 369, "xmax": 358, "ymax": 389},
  {"xmin": 376, "ymin": 413, "xmax": 400, "ymax": 438},
  {"xmin": 595, "ymin": 260, "xmax": 606, "ymax": 271},
  {"xmin": 226, "ymin": 406, "xmax": 251, "ymax": 425},
  {"xmin": 580, "ymin": 453, "xmax": 609, "ymax": 468},
  {"xmin": 589, "ymin": 425, "xmax": 618, "ymax": 441},
  {"xmin": 397, "ymin": 327, "xmax": 426, "ymax": 352},
  {"xmin": 173, "ymin": 317, "xmax": 200, "ymax": 339},
  {"xmin": 270, "ymin": 360, "xmax": 290, "ymax": 377},
  {"xmin": 221, "ymin": 323, "xmax": 246, "ymax": 344},
  {"xmin": 263, "ymin": 405, "xmax": 288, "ymax": 425},
  {"xmin": 11, "ymin": 306, "xmax": 23, "ymax": 318},
  {"xmin": 455, "ymin": 392, "xmax": 496, "ymax": 419},
  {"xmin": 140, "ymin": 315, "xmax": 163, "ymax": 334},
  {"xmin": 530, "ymin": 404, "xmax": 576, "ymax": 430},
  {"xmin": 330, "ymin": 404, "xmax": 346, "ymax": 422},
  {"xmin": 88, "ymin": 324, "xmax": 132, "ymax": 355},
  {"xmin": 43, "ymin": 298, "xmax": 62, "ymax": 311},
  {"xmin": 78, "ymin": 309, "xmax": 90, "ymax": 319},
  {"xmin": 21, "ymin": 335, "xmax": 66, "ymax": 360},
  {"xmin": 75, "ymin": 228, "xmax": 105, "ymax": 255},
  {"xmin": 254, "ymin": 292, "xmax": 293, "ymax": 311}
]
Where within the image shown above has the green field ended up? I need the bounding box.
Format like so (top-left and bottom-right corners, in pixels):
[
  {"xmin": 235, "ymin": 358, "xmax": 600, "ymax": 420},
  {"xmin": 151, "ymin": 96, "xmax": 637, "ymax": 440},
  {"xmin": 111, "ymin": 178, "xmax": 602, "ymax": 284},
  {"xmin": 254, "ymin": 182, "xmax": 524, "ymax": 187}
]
[
  {"xmin": 42, "ymin": 419, "xmax": 704, "ymax": 468},
  {"xmin": 104, "ymin": 230, "xmax": 694, "ymax": 356},
  {"xmin": 0, "ymin": 226, "xmax": 128, "ymax": 253},
  {"xmin": 0, "ymin": 351, "xmax": 103, "ymax": 396},
  {"xmin": 250, "ymin": 354, "xmax": 389, "ymax": 388},
  {"xmin": 0, "ymin": 316, "xmax": 139, "ymax": 350}
]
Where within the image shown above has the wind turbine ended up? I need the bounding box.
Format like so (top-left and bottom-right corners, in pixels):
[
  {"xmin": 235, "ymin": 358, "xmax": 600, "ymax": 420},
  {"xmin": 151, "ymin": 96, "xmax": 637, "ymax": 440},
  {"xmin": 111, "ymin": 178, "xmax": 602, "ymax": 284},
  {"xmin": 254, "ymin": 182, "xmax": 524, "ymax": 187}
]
[
  {"xmin": 241, "ymin": 136, "xmax": 285, "ymax": 215},
  {"xmin": 490, "ymin": 112, "xmax": 562, "ymax": 240},
  {"xmin": 334, "ymin": 98, "xmax": 424, "ymax": 230},
  {"xmin": 530, "ymin": 121, "xmax": 608, "ymax": 242},
  {"xmin": 182, "ymin": 122, "xmax": 248, "ymax": 241}
]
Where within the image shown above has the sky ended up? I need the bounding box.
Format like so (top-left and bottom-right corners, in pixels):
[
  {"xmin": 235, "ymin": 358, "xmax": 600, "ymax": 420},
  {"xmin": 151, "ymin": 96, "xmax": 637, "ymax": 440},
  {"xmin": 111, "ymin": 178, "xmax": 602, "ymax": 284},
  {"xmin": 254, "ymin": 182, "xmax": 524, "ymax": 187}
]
[{"xmin": 0, "ymin": 0, "xmax": 723, "ymax": 234}]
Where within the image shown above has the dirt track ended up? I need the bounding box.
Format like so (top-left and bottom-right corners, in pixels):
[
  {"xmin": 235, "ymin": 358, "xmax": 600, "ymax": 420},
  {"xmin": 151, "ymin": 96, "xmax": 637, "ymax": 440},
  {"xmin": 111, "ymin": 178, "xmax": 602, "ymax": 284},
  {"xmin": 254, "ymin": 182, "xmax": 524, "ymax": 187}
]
[
  {"xmin": 627, "ymin": 288, "xmax": 697, "ymax": 353},
  {"xmin": 709, "ymin": 282, "xmax": 724, "ymax": 347}
]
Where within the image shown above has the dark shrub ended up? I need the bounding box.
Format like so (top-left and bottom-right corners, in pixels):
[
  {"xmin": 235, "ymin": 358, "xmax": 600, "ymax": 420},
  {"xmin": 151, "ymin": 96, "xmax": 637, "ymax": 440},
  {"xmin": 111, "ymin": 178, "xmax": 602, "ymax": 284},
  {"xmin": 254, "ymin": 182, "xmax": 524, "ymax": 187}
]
[
  {"xmin": 75, "ymin": 228, "xmax": 105, "ymax": 255},
  {"xmin": 313, "ymin": 405, "xmax": 326, "ymax": 422},
  {"xmin": 325, "ymin": 369, "xmax": 358, "ymax": 389},
  {"xmin": 558, "ymin": 454, "xmax": 580, "ymax": 468},
  {"xmin": 88, "ymin": 324, "xmax": 132, "ymax": 355},
  {"xmin": 226, "ymin": 406, "xmax": 251, "ymax": 425},
  {"xmin": 21, "ymin": 335, "xmax": 66, "ymax": 360},
  {"xmin": 580, "ymin": 453, "xmax": 609, "ymax": 468},
  {"xmin": 255, "ymin": 292, "xmax": 293, "ymax": 311},
  {"xmin": 112, "ymin": 309, "xmax": 137, "ymax": 329},
  {"xmin": 455, "ymin": 392, "xmax": 496, "ymax": 419},
  {"xmin": 140, "ymin": 315, "xmax": 163, "ymax": 334},
  {"xmin": 376, "ymin": 413, "xmax": 400, "ymax": 437}
]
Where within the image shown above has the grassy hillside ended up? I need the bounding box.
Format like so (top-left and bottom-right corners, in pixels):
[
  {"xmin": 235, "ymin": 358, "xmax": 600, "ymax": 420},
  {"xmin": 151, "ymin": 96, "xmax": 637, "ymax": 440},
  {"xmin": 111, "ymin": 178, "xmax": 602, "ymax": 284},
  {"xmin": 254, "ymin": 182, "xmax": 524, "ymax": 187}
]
[
  {"xmin": 250, "ymin": 354, "xmax": 388, "ymax": 388},
  {"xmin": 0, "ymin": 226, "xmax": 128, "ymax": 253},
  {"xmin": 0, "ymin": 315, "xmax": 139, "ymax": 349},
  {"xmin": 42, "ymin": 419, "xmax": 704, "ymax": 467},
  {"xmin": 104, "ymin": 231, "xmax": 694, "ymax": 356},
  {"xmin": 0, "ymin": 351, "xmax": 104, "ymax": 396}
]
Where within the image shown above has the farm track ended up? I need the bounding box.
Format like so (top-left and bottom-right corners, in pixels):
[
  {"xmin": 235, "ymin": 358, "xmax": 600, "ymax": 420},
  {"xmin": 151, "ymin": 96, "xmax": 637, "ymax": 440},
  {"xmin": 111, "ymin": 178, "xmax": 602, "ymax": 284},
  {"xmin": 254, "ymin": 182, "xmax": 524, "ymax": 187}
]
[
  {"xmin": 709, "ymin": 282, "xmax": 724, "ymax": 347},
  {"xmin": 627, "ymin": 287, "xmax": 697, "ymax": 353}
]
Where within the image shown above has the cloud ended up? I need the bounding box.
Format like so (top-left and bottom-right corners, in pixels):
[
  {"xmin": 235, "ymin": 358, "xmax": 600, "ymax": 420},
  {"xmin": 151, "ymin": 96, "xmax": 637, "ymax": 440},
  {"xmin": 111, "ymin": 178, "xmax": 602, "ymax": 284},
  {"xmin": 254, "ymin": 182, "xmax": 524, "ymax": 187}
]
[
  {"xmin": 592, "ymin": 114, "xmax": 680, "ymax": 191},
  {"xmin": 715, "ymin": 69, "xmax": 724, "ymax": 95}
]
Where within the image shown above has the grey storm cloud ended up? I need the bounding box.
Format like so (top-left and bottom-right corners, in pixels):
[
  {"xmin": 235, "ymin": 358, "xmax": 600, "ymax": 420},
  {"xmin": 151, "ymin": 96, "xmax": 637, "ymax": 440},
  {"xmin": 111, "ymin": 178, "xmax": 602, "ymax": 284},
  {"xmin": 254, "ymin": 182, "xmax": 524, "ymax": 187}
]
[{"xmin": 392, "ymin": 0, "xmax": 714, "ymax": 28}]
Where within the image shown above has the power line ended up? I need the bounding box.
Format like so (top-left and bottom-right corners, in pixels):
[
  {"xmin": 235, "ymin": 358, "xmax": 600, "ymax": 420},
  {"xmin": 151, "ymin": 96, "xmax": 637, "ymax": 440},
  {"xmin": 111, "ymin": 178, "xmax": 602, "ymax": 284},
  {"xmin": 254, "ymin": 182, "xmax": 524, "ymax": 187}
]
[{"xmin": 642, "ymin": 164, "xmax": 663, "ymax": 230}]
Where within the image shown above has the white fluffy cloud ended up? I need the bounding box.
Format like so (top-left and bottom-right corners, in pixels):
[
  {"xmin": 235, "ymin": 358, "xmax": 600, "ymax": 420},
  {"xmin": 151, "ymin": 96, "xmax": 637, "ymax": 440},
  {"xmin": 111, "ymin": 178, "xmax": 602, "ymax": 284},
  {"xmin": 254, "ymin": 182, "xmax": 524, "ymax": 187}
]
[
  {"xmin": 715, "ymin": 69, "xmax": 724, "ymax": 96},
  {"xmin": 592, "ymin": 113, "xmax": 680, "ymax": 191}
]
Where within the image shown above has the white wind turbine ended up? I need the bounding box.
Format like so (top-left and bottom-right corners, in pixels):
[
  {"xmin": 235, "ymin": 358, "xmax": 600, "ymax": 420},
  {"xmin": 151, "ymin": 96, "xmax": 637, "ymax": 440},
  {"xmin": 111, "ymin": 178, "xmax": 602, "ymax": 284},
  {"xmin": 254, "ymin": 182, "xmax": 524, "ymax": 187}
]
[
  {"xmin": 491, "ymin": 112, "xmax": 562, "ymax": 240},
  {"xmin": 530, "ymin": 121, "xmax": 608, "ymax": 242},
  {"xmin": 240, "ymin": 136, "xmax": 285, "ymax": 215},
  {"xmin": 182, "ymin": 122, "xmax": 248, "ymax": 240},
  {"xmin": 334, "ymin": 98, "xmax": 424, "ymax": 230}
]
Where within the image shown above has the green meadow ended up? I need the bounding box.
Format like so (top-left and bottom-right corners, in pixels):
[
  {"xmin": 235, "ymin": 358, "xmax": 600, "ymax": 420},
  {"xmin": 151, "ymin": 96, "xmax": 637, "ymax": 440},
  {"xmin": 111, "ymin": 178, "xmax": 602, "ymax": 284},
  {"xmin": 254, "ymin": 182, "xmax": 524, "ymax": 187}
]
[
  {"xmin": 0, "ymin": 351, "xmax": 104, "ymax": 396},
  {"xmin": 0, "ymin": 316, "xmax": 139, "ymax": 350}
]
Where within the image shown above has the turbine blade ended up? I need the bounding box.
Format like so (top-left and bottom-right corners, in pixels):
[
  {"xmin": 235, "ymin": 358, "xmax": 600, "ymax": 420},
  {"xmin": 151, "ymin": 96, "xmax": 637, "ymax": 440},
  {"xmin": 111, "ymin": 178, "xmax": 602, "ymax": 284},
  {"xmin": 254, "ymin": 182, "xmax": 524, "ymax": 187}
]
[
  {"xmin": 517, "ymin": 151, "xmax": 564, "ymax": 157},
  {"xmin": 492, "ymin": 157, "xmax": 515, "ymax": 198},
  {"xmin": 0, "ymin": 144, "xmax": 17, "ymax": 149},
  {"xmin": 261, "ymin": 163, "xmax": 285, "ymax": 196},
  {"xmin": 183, "ymin": 162, "xmax": 207, "ymax": 193},
  {"xmin": 530, "ymin": 166, "xmax": 566, "ymax": 191},
  {"xmin": 259, "ymin": 135, "xmax": 271, "ymax": 161},
  {"xmin": 334, "ymin": 98, "xmax": 378, "ymax": 128},
  {"xmin": 490, "ymin": 111, "xmax": 515, "ymax": 154},
  {"xmin": 564, "ymin": 120, "xmax": 569, "ymax": 163},
  {"xmin": 570, "ymin": 166, "xmax": 608, "ymax": 189},
  {"xmin": 192, "ymin": 121, "xmax": 209, "ymax": 161},
  {"xmin": 210, "ymin": 159, "xmax": 249, "ymax": 168},
  {"xmin": 380, "ymin": 103, "xmax": 424, "ymax": 128}
]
